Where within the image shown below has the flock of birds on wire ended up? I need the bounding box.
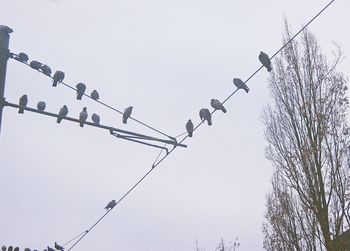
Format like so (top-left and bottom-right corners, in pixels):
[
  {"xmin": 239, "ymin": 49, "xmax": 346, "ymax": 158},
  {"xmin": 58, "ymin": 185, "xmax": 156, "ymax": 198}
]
[
  {"xmin": 6, "ymin": 50, "xmax": 272, "ymax": 250},
  {"xmin": 13, "ymin": 51, "xmax": 272, "ymax": 137}
]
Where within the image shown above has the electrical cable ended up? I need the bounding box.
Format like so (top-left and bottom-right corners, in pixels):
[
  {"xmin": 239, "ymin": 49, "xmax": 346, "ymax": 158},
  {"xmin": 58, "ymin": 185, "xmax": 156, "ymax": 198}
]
[{"xmin": 58, "ymin": 0, "xmax": 337, "ymax": 249}]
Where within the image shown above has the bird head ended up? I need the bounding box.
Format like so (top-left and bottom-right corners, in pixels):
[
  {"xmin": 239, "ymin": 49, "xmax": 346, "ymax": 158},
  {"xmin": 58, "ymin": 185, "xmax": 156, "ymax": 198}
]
[{"xmin": 83, "ymin": 107, "xmax": 87, "ymax": 111}]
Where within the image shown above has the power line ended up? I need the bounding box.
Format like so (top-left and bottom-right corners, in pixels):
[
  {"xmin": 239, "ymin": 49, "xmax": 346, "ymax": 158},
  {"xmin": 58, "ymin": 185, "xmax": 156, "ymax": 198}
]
[
  {"xmin": 7, "ymin": 56, "xmax": 176, "ymax": 141},
  {"xmin": 8, "ymin": 0, "xmax": 333, "ymax": 249}
]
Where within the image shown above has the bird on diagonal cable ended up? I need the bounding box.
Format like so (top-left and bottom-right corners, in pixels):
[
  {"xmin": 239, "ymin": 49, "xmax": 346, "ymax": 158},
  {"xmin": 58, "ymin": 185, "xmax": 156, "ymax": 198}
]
[
  {"xmin": 53, "ymin": 71, "xmax": 65, "ymax": 87},
  {"xmin": 18, "ymin": 94, "xmax": 28, "ymax": 114},
  {"xmin": 211, "ymin": 99, "xmax": 226, "ymax": 113},
  {"xmin": 57, "ymin": 105, "xmax": 68, "ymax": 123},
  {"xmin": 259, "ymin": 51, "xmax": 272, "ymax": 72},
  {"xmin": 233, "ymin": 78, "xmax": 250, "ymax": 93},
  {"xmin": 186, "ymin": 119, "xmax": 194, "ymax": 137},
  {"xmin": 123, "ymin": 106, "xmax": 133, "ymax": 124},
  {"xmin": 199, "ymin": 108, "xmax": 212, "ymax": 126},
  {"xmin": 105, "ymin": 200, "xmax": 117, "ymax": 211}
]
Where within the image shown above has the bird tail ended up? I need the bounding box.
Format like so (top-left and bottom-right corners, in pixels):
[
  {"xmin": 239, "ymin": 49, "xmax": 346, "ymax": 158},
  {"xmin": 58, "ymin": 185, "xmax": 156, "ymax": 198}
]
[
  {"xmin": 52, "ymin": 80, "xmax": 58, "ymax": 87},
  {"xmin": 244, "ymin": 86, "xmax": 250, "ymax": 93},
  {"xmin": 123, "ymin": 118, "xmax": 127, "ymax": 124},
  {"xmin": 80, "ymin": 122, "xmax": 84, "ymax": 127},
  {"xmin": 188, "ymin": 131, "xmax": 193, "ymax": 137},
  {"xmin": 57, "ymin": 117, "xmax": 62, "ymax": 123},
  {"xmin": 221, "ymin": 106, "xmax": 227, "ymax": 113},
  {"xmin": 77, "ymin": 94, "xmax": 83, "ymax": 100},
  {"xmin": 18, "ymin": 108, "xmax": 24, "ymax": 114},
  {"xmin": 207, "ymin": 119, "xmax": 212, "ymax": 126},
  {"xmin": 267, "ymin": 65, "xmax": 272, "ymax": 72}
]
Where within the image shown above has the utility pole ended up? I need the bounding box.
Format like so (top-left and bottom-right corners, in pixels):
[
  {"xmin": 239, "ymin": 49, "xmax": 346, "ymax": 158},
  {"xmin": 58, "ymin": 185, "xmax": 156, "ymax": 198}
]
[{"xmin": 0, "ymin": 25, "xmax": 13, "ymax": 133}]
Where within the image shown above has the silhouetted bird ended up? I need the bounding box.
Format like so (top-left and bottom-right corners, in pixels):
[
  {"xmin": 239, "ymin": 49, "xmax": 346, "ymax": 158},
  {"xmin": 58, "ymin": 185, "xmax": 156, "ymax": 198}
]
[
  {"xmin": 233, "ymin": 78, "xmax": 249, "ymax": 93},
  {"xmin": 199, "ymin": 108, "xmax": 212, "ymax": 126},
  {"xmin": 79, "ymin": 107, "xmax": 88, "ymax": 127},
  {"xmin": 259, "ymin": 51, "xmax": 272, "ymax": 72},
  {"xmin": 91, "ymin": 113, "xmax": 100, "ymax": 125},
  {"xmin": 37, "ymin": 101, "xmax": 46, "ymax": 111},
  {"xmin": 76, "ymin": 83, "xmax": 86, "ymax": 100},
  {"xmin": 54, "ymin": 242, "xmax": 64, "ymax": 251},
  {"xmin": 8, "ymin": 246, "xmax": 13, "ymax": 251},
  {"xmin": 1, "ymin": 245, "xmax": 6, "ymax": 251},
  {"xmin": 30, "ymin": 60, "xmax": 42, "ymax": 70},
  {"xmin": 105, "ymin": 200, "xmax": 117, "ymax": 211},
  {"xmin": 211, "ymin": 99, "xmax": 226, "ymax": 113},
  {"xmin": 52, "ymin": 71, "xmax": 65, "ymax": 87},
  {"xmin": 13, "ymin": 247, "xmax": 19, "ymax": 251},
  {"xmin": 18, "ymin": 52, "xmax": 29, "ymax": 63},
  {"xmin": 41, "ymin": 65, "xmax": 52, "ymax": 76},
  {"xmin": 90, "ymin": 90, "xmax": 99, "ymax": 100},
  {"xmin": 123, "ymin": 106, "xmax": 133, "ymax": 124},
  {"xmin": 57, "ymin": 105, "xmax": 68, "ymax": 123},
  {"xmin": 186, "ymin": 119, "xmax": 194, "ymax": 137},
  {"xmin": 47, "ymin": 246, "xmax": 55, "ymax": 251},
  {"xmin": 24, "ymin": 248, "xmax": 31, "ymax": 251},
  {"xmin": 18, "ymin": 94, "xmax": 28, "ymax": 114}
]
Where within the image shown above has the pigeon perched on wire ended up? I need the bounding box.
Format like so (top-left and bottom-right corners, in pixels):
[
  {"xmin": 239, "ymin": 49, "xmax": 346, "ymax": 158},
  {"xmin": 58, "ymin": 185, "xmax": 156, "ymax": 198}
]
[
  {"xmin": 211, "ymin": 99, "xmax": 226, "ymax": 113},
  {"xmin": 90, "ymin": 90, "xmax": 99, "ymax": 100},
  {"xmin": 186, "ymin": 119, "xmax": 194, "ymax": 137},
  {"xmin": 1, "ymin": 245, "xmax": 6, "ymax": 251},
  {"xmin": 233, "ymin": 78, "xmax": 249, "ymax": 93},
  {"xmin": 54, "ymin": 242, "xmax": 65, "ymax": 251},
  {"xmin": 199, "ymin": 108, "xmax": 212, "ymax": 126},
  {"xmin": 76, "ymin": 83, "xmax": 86, "ymax": 100},
  {"xmin": 30, "ymin": 60, "xmax": 42, "ymax": 70},
  {"xmin": 7, "ymin": 246, "xmax": 13, "ymax": 251},
  {"xmin": 47, "ymin": 246, "xmax": 55, "ymax": 251},
  {"xmin": 52, "ymin": 71, "xmax": 65, "ymax": 87},
  {"xmin": 57, "ymin": 105, "xmax": 68, "ymax": 123},
  {"xmin": 105, "ymin": 200, "xmax": 117, "ymax": 211},
  {"xmin": 37, "ymin": 101, "xmax": 46, "ymax": 111},
  {"xmin": 18, "ymin": 94, "xmax": 28, "ymax": 114},
  {"xmin": 17, "ymin": 52, "xmax": 29, "ymax": 63},
  {"xmin": 40, "ymin": 65, "xmax": 52, "ymax": 76},
  {"xmin": 13, "ymin": 247, "xmax": 19, "ymax": 251},
  {"xmin": 123, "ymin": 106, "xmax": 133, "ymax": 124},
  {"xmin": 79, "ymin": 107, "xmax": 88, "ymax": 127},
  {"xmin": 24, "ymin": 248, "xmax": 31, "ymax": 251},
  {"xmin": 91, "ymin": 113, "xmax": 100, "ymax": 125},
  {"xmin": 259, "ymin": 51, "xmax": 272, "ymax": 72}
]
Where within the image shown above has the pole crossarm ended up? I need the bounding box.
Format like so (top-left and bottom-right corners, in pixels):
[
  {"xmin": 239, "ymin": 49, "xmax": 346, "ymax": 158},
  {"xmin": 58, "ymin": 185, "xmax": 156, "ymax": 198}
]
[{"xmin": 1, "ymin": 99, "xmax": 186, "ymax": 149}]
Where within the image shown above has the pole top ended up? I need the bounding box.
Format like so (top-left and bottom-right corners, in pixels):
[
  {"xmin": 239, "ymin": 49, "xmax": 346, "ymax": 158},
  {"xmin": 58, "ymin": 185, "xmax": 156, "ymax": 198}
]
[{"xmin": 0, "ymin": 25, "xmax": 13, "ymax": 34}]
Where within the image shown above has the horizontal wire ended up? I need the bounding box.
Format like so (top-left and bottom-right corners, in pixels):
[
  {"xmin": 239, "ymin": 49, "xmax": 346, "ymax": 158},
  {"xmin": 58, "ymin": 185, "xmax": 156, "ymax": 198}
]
[
  {"xmin": 8, "ymin": 58, "xmax": 176, "ymax": 140},
  {"xmin": 62, "ymin": 0, "xmax": 336, "ymax": 249}
]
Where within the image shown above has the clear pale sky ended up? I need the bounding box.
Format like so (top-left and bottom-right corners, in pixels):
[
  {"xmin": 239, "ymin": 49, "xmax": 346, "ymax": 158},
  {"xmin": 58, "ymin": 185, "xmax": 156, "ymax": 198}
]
[{"xmin": 1, "ymin": 0, "xmax": 349, "ymax": 250}]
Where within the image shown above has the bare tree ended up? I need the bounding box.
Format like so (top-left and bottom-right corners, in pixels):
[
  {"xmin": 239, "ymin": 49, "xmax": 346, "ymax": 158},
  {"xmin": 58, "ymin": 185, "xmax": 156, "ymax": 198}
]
[{"xmin": 262, "ymin": 24, "xmax": 350, "ymax": 251}]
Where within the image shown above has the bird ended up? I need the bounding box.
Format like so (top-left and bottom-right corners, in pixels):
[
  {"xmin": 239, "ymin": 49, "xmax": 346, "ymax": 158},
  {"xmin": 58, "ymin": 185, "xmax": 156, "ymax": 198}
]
[
  {"xmin": 91, "ymin": 113, "xmax": 100, "ymax": 125},
  {"xmin": 211, "ymin": 99, "xmax": 226, "ymax": 113},
  {"xmin": 1, "ymin": 245, "xmax": 6, "ymax": 251},
  {"xmin": 40, "ymin": 65, "xmax": 52, "ymax": 76},
  {"xmin": 52, "ymin": 71, "xmax": 65, "ymax": 87},
  {"xmin": 90, "ymin": 90, "xmax": 99, "ymax": 100},
  {"xmin": 30, "ymin": 60, "xmax": 42, "ymax": 70},
  {"xmin": 18, "ymin": 94, "xmax": 28, "ymax": 114},
  {"xmin": 47, "ymin": 246, "xmax": 55, "ymax": 251},
  {"xmin": 24, "ymin": 248, "xmax": 31, "ymax": 251},
  {"xmin": 123, "ymin": 106, "xmax": 133, "ymax": 124},
  {"xmin": 79, "ymin": 107, "xmax": 88, "ymax": 127},
  {"xmin": 54, "ymin": 242, "xmax": 65, "ymax": 251},
  {"xmin": 57, "ymin": 105, "xmax": 68, "ymax": 123},
  {"xmin": 76, "ymin": 83, "xmax": 86, "ymax": 100},
  {"xmin": 13, "ymin": 247, "xmax": 19, "ymax": 251},
  {"xmin": 37, "ymin": 101, "xmax": 46, "ymax": 111},
  {"xmin": 18, "ymin": 52, "xmax": 29, "ymax": 62},
  {"xmin": 199, "ymin": 108, "xmax": 212, "ymax": 126},
  {"xmin": 233, "ymin": 78, "xmax": 250, "ymax": 93},
  {"xmin": 105, "ymin": 200, "xmax": 117, "ymax": 211},
  {"xmin": 186, "ymin": 119, "xmax": 194, "ymax": 137},
  {"xmin": 7, "ymin": 246, "xmax": 13, "ymax": 251},
  {"xmin": 259, "ymin": 51, "xmax": 272, "ymax": 72}
]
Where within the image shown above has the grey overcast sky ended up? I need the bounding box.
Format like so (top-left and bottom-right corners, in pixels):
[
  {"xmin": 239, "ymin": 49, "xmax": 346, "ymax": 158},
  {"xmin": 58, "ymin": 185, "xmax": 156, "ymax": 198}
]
[{"xmin": 1, "ymin": 0, "xmax": 349, "ymax": 250}]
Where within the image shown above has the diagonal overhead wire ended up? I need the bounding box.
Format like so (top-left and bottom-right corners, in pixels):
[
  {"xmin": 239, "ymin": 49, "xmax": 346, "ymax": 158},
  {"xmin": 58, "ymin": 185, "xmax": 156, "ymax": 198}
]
[
  {"xmin": 7, "ymin": 57, "xmax": 176, "ymax": 141},
  {"xmin": 59, "ymin": 0, "xmax": 336, "ymax": 249}
]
